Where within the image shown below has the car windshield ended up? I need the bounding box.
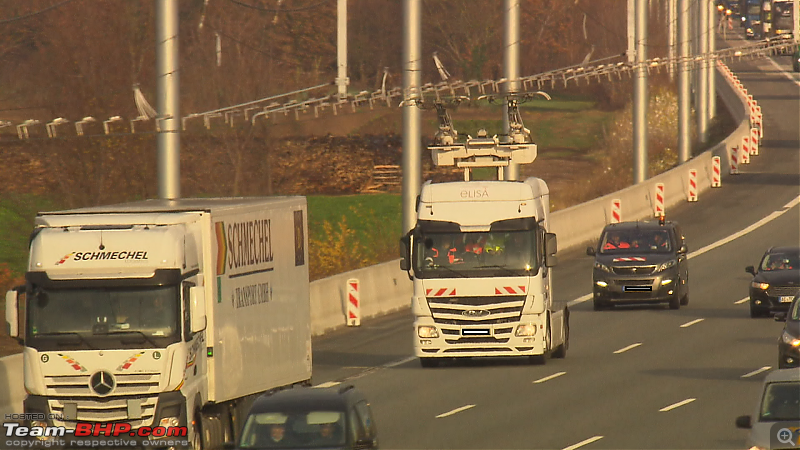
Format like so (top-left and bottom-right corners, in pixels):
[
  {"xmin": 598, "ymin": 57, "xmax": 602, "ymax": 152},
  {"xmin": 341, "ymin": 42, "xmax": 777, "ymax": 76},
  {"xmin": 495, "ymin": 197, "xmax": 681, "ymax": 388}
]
[
  {"xmin": 600, "ymin": 230, "xmax": 672, "ymax": 254},
  {"xmin": 760, "ymin": 382, "xmax": 800, "ymax": 421},
  {"xmin": 760, "ymin": 252, "xmax": 800, "ymax": 271},
  {"xmin": 238, "ymin": 411, "xmax": 346, "ymax": 449},
  {"xmin": 412, "ymin": 230, "xmax": 538, "ymax": 278},
  {"xmin": 791, "ymin": 298, "xmax": 800, "ymax": 321}
]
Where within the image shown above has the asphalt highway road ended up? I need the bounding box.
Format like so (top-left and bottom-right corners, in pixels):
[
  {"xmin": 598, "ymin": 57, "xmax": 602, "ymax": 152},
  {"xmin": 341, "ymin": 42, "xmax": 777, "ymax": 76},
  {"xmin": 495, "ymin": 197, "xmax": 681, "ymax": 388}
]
[{"xmin": 310, "ymin": 36, "xmax": 800, "ymax": 450}]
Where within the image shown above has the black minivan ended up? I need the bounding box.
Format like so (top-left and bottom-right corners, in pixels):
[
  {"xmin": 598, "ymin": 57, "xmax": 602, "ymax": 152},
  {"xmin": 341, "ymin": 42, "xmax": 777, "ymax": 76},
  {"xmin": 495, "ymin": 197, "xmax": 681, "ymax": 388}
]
[
  {"xmin": 586, "ymin": 219, "xmax": 689, "ymax": 310},
  {"xmin": 227, "ymin": 385, "xmax": 378, "ymax": 450}
]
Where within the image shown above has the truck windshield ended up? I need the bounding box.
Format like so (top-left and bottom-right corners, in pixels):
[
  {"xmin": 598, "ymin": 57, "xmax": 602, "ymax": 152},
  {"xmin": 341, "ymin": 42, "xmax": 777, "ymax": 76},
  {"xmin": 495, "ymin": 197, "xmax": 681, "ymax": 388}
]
[
  {"xmin": 412, "ymin": 230, "xmax": 537, "ymax": 278},
  {"xmin": 26, "ymin": 285, "xmax": 180, "ymax": 350}
]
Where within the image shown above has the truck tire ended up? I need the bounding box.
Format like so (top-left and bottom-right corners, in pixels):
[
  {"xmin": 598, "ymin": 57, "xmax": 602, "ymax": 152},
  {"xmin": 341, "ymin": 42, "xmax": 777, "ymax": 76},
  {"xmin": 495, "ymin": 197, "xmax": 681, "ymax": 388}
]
[
  {"xmin": 420, "ymin": 357, "xmax": 439, "ymax": 368},
  {"xmin": 668, "ymin": 294, "xmax": 680, "ymax": 310},
  {"xmin": 551, "ymin": 314, "xmax": 569, "ymax": 359},
  {"xmin": 191, "ymin": 413, "xmax": 204, "ymax": 450}
]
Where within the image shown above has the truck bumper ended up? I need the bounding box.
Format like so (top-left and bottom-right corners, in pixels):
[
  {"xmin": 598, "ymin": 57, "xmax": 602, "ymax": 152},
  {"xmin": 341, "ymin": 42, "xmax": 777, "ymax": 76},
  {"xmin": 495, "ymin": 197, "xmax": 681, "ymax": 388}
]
[
  {"xmin": 23, "ymin": 391, "xmax": 189, "ymax": 448},
  {"xmin": 413, "ymin": 315, "xmax": 546, "ymax": 358}
]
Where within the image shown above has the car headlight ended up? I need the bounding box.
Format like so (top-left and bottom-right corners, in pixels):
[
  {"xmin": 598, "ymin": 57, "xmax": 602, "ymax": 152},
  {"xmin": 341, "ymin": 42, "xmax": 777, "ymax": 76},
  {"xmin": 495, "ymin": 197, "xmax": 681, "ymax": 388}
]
[
  {"xmin": 781, "ymin": 330, "xmax": 800, "ymax": 347},
  {"xmin": 594, "ymin": 262, "xmax": 612, "ymax": 272},
  {"xmin": 656, "ymin": 260, "xmax": 676, "ymax": 272},
  {"xmin": 418, "ymin": 326, "xmax": 439, "ymax": 338},
  {"xmin": 751, "ymin": 281, "xmax": 769, "ymax": 290}
]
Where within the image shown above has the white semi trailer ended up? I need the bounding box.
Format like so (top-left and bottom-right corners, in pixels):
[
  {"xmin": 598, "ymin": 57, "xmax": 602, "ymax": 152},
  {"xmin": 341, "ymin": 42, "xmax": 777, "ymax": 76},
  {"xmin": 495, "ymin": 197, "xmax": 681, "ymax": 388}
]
[{"xmin": 5, "ymin": 197, "xmax": 312, "ymax": 449}]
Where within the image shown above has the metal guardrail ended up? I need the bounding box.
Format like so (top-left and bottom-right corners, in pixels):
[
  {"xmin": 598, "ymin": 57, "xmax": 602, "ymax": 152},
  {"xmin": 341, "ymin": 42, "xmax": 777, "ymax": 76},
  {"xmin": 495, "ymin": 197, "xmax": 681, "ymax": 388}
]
[{"xmin": 4, "ymin": 37, "xmax": 798, "ymax": 140}]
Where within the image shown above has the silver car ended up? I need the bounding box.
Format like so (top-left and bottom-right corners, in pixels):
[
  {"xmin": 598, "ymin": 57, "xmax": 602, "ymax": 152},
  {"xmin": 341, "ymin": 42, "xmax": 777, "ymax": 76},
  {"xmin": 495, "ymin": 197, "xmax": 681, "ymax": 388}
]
[{"xmin": 736, "ymin": 369, "xmax": 800, "ymax": 450}]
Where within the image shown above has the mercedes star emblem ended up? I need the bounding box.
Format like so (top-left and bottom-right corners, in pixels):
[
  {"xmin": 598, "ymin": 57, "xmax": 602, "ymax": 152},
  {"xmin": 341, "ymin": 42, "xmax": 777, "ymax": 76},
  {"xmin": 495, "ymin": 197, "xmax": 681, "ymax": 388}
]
[{"xmin": 89, "ymin": 371, "xmax": 115, "ymax": 396}]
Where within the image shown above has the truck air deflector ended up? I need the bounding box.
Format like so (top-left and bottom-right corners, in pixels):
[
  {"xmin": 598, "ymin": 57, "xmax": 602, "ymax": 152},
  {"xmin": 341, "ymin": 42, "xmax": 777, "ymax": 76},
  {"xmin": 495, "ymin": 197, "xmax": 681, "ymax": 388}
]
[
  {"xmin": 27, "ymin": 269, "xmax": 182, "ymax": 288},
  {"xmin": 489, "ymin": 217, "xmax": 536, "ymax": 231}
]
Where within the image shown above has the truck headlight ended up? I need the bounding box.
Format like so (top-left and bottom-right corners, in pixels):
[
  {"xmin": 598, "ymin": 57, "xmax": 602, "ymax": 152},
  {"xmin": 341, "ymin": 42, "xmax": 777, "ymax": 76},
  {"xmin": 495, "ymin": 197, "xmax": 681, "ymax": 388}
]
[
  {"xmin": 594, "ymin": 262, "xmax": 612, "ymax": 273},
  {"xmin": 418, "ymin": 326, "xmax": 439, "ymax": 338},
  {"xmin": 656, "ymin": 260, "xmax": 676, "ymax": 272},
  {"xmin": 781, "ymin": 331, "xmax": 800, "ymax": 347},
  {"xmin": 515, "ymin": 323, "xmax": 537, "ymax": 337},
  {"xmin": 751, "ymin": 282, "xmax": 769, "ymax": 290}
]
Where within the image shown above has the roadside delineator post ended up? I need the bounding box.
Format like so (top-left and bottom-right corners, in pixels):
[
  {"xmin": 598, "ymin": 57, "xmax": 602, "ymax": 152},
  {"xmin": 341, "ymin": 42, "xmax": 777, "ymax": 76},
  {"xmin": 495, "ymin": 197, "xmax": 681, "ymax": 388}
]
[
  {"xmin": 711, "ymin": 156, "xmax": 722, "ymax": 187},
  {"xmin": 687, "ymin": 169, "xmax": 698, "ymax": 202},
  {"xmin": 730, "ymin": 146, "xmax": 739, "ymax": 175},
  {"xmin": 611, "ymin": 199, "xmax": 622, "ymax": 223},
  {"xmin": 756, "ymin": 106, "xmax": 763, "ymax": 138},
  {"xmin": 653, "ymin": 183, "xmax": 665, "ymax": 217},
  {"xmin": 741, "ymin": 136, "xmax": 750, "ymax": 164},
  {"xmin": 750, "ymin": 127, "xmax": 759, "ymax": 156},
  {"xmin": 347, "ymin": 278, "xmax": 360, "ymax": 327}
]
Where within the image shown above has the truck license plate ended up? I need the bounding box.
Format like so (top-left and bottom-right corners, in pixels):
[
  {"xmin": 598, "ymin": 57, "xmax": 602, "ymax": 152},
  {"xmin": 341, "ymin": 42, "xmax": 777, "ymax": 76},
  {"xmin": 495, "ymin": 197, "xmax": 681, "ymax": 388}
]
[{"xmin": 780, "ymin": 296, "xmax": 794, "ymax": 303}]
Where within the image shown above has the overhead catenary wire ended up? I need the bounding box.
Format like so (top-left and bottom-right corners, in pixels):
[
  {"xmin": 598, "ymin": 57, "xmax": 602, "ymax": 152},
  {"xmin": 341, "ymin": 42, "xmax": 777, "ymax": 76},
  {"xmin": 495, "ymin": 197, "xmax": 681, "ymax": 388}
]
[{"xmin": 0, "ymin": 0, "xmax": 76, "ymax": 25}]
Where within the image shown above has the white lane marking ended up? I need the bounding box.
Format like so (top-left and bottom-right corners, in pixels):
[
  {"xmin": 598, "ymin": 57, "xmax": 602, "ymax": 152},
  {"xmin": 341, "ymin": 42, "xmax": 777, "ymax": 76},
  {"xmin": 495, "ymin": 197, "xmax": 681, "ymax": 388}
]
[
  {"xmin": 533, "ymin": 371, "xmax": 567, "ymax": 384},
  {"xmin": 687, "ymin": 195, "xmax": 800, "ymax": 260},
  {"xmin": 765, "ymin": 54, "xmax": 800, "ymax": 86},
  {"xmin": 568, "ymin": 195, "xmax": 800, "ymax": 306},
  {"xmin": 734, "ymin": 297, "xmax": 750, "ymax": 305},
  {"xmin": 383, "ymin": 356, "xmax": 417, "ymax": 368},
  {"xmin": 742, "ymin": 366, "xmax": 771, "ymax": 378},
  {"xmin": 314, "ymin": 381, "xmax": 341, "ymax": 388},
  {"xmin": 680, "ymin": 318, "xmax": 705, "ymax": 328},
  {"xmin": 613, "ymin": 343, "xmax": 642, "ymax": 354},
  {"xmin": 568, "ymin": 293, "xmax": 592, "ymax": 307},
  {"xmin": 435, "ymin": 404, "xmax": 475, "ymax": 418},
  {"xmin": 659, "ymin": 398, "xmax": 696, "ymax": 412},
  {"xmin": 562, "ymin": 435, "xmax": 604, "ymax": 450}
]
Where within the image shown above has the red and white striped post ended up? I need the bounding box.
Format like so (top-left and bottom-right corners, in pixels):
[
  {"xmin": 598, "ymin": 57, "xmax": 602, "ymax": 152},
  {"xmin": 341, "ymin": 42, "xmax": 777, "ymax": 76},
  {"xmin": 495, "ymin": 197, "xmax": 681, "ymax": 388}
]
[
  {"xmin": 729, "ymin": 146, "xmax": 739, "ymax": 175},
  {"xmin": 687, "ymin": 169, "xmax": 698, "ymax": 202},
  {"xmin": 346, "ymin": 278, "xmax": 360, "ymax": 327},
  {"xmin": 750, "ymin": 127, "xmax": 759, "ymax": 156},
  {"xmin": 653, "ymin": 183, "xmax": 665, "ymax": 217},
  {"xmin": 610, "ymin": 199, "xmax": 622, "ymax": 223},
  {"xmin": 756, "ymin": 106, "xmax": 763, "ymax": 138},
  {"xmin": 741, "ymin": 136, "xmax": 750, "ymax": 164},
  {"xmin": 711, "ymin": 156, "xmax": 721, "ymax": 187}
]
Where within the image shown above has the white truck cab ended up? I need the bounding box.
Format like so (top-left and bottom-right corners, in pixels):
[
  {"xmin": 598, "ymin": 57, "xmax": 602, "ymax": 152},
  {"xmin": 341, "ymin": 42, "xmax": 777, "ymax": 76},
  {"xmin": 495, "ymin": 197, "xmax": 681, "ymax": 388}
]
[{"xmin": 400, "ymin": 98, "xmax": 568, "ymax": 366}]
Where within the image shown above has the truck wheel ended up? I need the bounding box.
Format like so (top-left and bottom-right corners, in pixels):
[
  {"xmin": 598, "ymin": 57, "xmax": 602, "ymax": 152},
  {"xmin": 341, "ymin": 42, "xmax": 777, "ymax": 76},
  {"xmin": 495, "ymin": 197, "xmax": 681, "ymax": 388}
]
[
  {"xmin": 668, "ymin": 295, "xmax": 680, "ymax": 310},
  {"xmin": 191, "ymin": 414, "xmax": 204, "ymax": 450},
  {"xmin": 680, "ymin": 293, "xmax": 689, "ymax": 306},
  {"xmin": 420, "ymin": 357, "xmax": 439, "ymax": 368},
  {"xmin": 551, "ymin": 315, "xmax": 568, "ymax": 359}
]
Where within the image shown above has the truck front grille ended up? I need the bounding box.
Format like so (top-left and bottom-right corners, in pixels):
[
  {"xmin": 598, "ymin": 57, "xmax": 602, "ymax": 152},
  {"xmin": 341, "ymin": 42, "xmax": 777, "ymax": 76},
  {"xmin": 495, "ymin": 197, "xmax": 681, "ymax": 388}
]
[
  {"xmin": 428, "ymin": 295, "xmax": 525, "ymax": 325},
  {"xmin": 613, "ymin": 265, "xmax": 656, "ymax": 275},
  {"xmin": 48, "ymin": 395, "xmax": 158, "ymax": 428},
  {"xmin": 45, "ymin": 372, "xmax": 161, "ymax": 397}
]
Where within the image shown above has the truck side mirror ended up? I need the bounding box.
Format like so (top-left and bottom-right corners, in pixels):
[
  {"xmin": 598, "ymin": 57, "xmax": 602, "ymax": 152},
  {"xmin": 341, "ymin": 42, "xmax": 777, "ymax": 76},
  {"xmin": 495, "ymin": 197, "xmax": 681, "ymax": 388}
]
[
  {"xmin": 545, "ymin": 233, "xmax": 558, "ymax": 267},
  {"xmin": 586, "ymin": 247, "xmax": 596, "ymax": 256},
  {"xmin": 399, "ymin": 235, "xmax": 411, "ymax": 272},
  {"xmin": 5, "ymin": 290, "xmax": 19, "ymax": 338},
  {"xmin": 745, "ymin": 265, "xmax": 756, "ymax": 275},
  {"xmin": 735, "ymin": 415, "xmax": 751, "ymax": 429},
  {"xmin": 189, "ymin": 286, "xmax": 207, "ymax": 333}
]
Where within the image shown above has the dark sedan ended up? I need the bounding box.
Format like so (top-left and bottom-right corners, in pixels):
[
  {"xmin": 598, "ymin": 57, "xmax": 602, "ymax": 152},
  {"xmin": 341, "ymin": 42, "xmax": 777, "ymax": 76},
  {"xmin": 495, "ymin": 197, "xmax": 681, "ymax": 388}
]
[
  {"xmin": 747, "ymin": 247, "xmax": 800, "ymax": 318},
  {"xmin": 776, "ymin": 295, "xmax": 800, "ymax": 369}
]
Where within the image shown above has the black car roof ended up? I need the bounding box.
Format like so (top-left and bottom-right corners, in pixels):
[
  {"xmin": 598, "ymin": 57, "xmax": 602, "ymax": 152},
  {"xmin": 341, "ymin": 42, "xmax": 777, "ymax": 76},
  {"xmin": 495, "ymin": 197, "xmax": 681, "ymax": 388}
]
[
  {"xmin": 601, "ymin": 220, "xmax": 678, "ymax": 232},
  {"xmin": 249, "ymin": 386, "xmax": 363, "ymax": 414},
  {"xmin": 766, "ymin": 246, "xmax": 800, "ymax": 254}
]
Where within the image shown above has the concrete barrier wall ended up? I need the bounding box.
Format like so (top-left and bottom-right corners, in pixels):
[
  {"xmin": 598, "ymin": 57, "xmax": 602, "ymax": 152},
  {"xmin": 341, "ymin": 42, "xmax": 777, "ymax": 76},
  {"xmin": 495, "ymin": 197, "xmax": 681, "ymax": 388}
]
[
  {"xmin": 0, "ymin": 63, "xmax": 754, "ymax": 415},
  {"xmin": 0, "ymin": 353, "xmax": 23, "ymax": 418}
]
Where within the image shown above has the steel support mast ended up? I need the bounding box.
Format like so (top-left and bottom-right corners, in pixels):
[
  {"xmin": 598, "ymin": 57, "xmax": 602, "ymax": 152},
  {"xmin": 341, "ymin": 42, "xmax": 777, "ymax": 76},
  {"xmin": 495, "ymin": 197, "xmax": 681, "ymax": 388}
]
[{"xmin": 156, "ymin": 0, "xmax": 180, "ymax": 199}]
